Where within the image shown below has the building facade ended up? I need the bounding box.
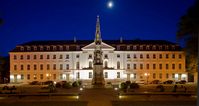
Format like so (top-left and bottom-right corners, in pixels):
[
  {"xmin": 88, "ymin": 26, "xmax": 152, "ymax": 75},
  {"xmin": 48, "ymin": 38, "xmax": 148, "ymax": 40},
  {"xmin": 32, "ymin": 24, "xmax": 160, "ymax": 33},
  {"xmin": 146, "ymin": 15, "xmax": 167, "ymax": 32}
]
[{"xmin": 9, "ymin": 17, "xmax": 187, "ymax": 84}]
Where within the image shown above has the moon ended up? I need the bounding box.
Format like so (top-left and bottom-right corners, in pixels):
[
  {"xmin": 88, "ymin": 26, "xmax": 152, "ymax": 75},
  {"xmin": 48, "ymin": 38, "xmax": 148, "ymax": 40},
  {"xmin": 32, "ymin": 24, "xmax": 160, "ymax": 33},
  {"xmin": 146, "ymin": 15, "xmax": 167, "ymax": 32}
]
[{"xmin": 107, "ymin": 1, "xmax": 113, "ymax": 8}]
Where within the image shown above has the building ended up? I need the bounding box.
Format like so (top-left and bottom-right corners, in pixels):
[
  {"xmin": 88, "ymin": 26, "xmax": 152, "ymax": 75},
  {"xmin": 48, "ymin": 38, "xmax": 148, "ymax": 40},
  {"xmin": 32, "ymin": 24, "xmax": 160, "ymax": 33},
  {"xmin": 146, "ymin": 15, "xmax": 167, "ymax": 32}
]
[{"xmin": 9, "ymin": 16, "xmax": 187, "ymax": 84}]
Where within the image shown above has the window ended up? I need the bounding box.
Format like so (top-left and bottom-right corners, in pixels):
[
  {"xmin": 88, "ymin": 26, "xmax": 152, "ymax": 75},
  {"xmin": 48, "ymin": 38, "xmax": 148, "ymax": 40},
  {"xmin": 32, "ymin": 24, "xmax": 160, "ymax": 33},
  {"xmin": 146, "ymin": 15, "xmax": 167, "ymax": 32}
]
[
  {"xmin": 27, "ymin": 74, "xmax": 30, "ymax": 80},
  {"xmin": 179, "ymin": 64, "xmax": 182, "ymax": 70},
  {"xmin": 172, "ymin": 54, "xmax": 175, "ymax": 59},
  {"xmin": 34, "ymin": 64, "xmax": 37, "ymax": 70},
  {"xmin": 127, "ymin": 64, "xmax": 130, "ymax": 69},
  {"xmin": 166, "ymin": 73, "xmax": 169, "ymax": 79},
  {"xmin": 134, "ymin": 54, "xmax": 137, "ymax": 59},
  {"xmin": 104, "ymin": 54, "xmax": 108, "ymax": 58},
  {"xmin": 14, "ymin": 65, "xmax": 17, "ymax": 70},
  {"xmin": 76, "ymin": 72, "xmax": 80, "ymax": 79},
  {"xmin": 146, "ymin": 64, "xmax": 149, "ymax": 69},
  {"xmin": 34, "ymin": 55, "xmax": 37, "ymax": 59},
  {"xmin": 117, "ymin": 54, "xmax": 120, "ymax": 58},
  {"xmin": 104, "ymin": 61, "xmax": 108, "ymax": 68},
  {"xmin": 14, "ymin": 55, "xmax": 17, "ymax": 60},
  {"xmin": 127, "ymin": 46, "xmax": 130, "ymax": 50},
  {"xmin": 53, "ymin": 55, "xmax": 56, "ymax": 59},
  {"xmin": 27, "ymin": 65, "xmax": 30, "ymax": 70},
  {"xmin": 66, "ymin": 54, "xmax": 69, "ymax": 59},
  {"xmin": 59, "ymin": 55, "xmax": 63, "ymax": 59},
  {"xmin": 27, "ymin": 55, "xmax": 30, "ymax": 60},
  {"xmin": 133, "ymin": 64, "xmax": 136, "ymax": 69},
  {"xmin": 159, "ymin": 54, "xmax": 162, "ymax": 59},
  {"xmin": 40, "ymin": 55, "xmax": 43, "ymax": 59},
  {"xmin": 76, "ymin": 62, "xmax": 80, "ymax": 69},
  {"xmin": 47, "ymin": 46, "xmax": 50, "ymax": 50},
  {"xmin": 21, "ymin": 65, "xmax": 24, "ymax": 70},
  {"xmin": 134, "ymin": 73, "xmax": 136, "ymax": 79},
  {"xmin": 153, "ymin": 73, "xmax": 156, "ymax": 79},
  {"xmin": 89, "ymin": 72, "xmax": 92, "ymax": 78},
  {"xmin": 40, "ymin": 74, "xmax": 43, "ymax": 80},
  {"xmin": 172, "ymin": 73, "xmax": 175, "ymax": 78},
  {"xmin": 60, "ymin": 64, "xmax": 63, "ymax": 70},
  {"xmin": 53, "ymin": 74, "xmax": 56, "ymax": 80},
  {"xmin": 21, "ymin": 74, "xmax": 24, "ymax": 80},
  {"xmin": 166, "ymin": 64, "xmax": 169, "ymax": 70},
  {"xmin": 153, "ymin": 54, "xmax": 156, "ymax": 59},
  {"xmin": 127, "ymin": 54, "xmax": 130, "ymax": 58},
  {"xmin": 40, "ymin": 64, "xmax": 43, "ymax": 70},
  {"xmin": 47, "ymin": 55, "xmax": 50, "ymax": 59},
  {"xmin": 66, "ymin": 64, "xmax": 69, "ymax": 70},
  {"xmin": 89, "ymin": 54, "xmax": 92, "ymax": 58},
  {"xmin": 153, "ymin": 64, "xmax": 156, "ymax": 69},
  {"xmin": 104, "ymin": 72, "xmax": 108, "ymax": 78},
  {"xmin": 179, "ymin": 54, "xmax": 182, "ymax": 59},
  {"xmin": 146, "ymin": 54, "xmax": 149, "ymax": 59},
  {"xmin": 47, "ymin": 64, "xmax": 50, "ymax": 70},
  {"xmin": 159, "ymin": 64, "xmax": 162, "ymax": 69},
  {"xmin": 89, "ymin": 61, "xmax": 92, "ymax": 68},
  {"xmin": 76, "ymin": 54, "xmax": 79, "ymax": 58},
  {"xmin": 20, "ymin": 55, "xmax": 23, "ymax": 60},
  {"xmin": 140, "ymin": 54, "xmax": 143, "ymax": 59},
  {"xmin": 133, "ymin": 46, "xmax": 137, "ymax": 50},
  {"xmin": 117, "ymin": 72, "xmax": 120, "ymax": 78},
  {"xmin": 117, "ymin": 61, "xmax": 120, "ymax": 69},
  {"xmin": 53, "ymin": 46, "xmax": 56, "ymax": 50},
  {"xmin": 53, "ymin": 64, "xmax": 56, "ymax": 70},
  {"xmin": 140, "ymin": 64, "xmax": 143, "ymax": 69},
  {"xmin": 33, "ymin": 74, "xmax": 37, "ymax": 80},
  {"xmin": 34, "ymin": 46, "xmax": 37, "ymax": 51},
  {"xmin": 60, "ymin": 74, "xmax": 63, "ymax": 80},
  {"xmin": 166, "ymin": 54, "xmax": 169, "ymax": 59},
  {"xmin": 159, "ymin": 73, "xmax": 162, "ymax": 79},
  {"xmin": 172, "ymin": 64, "xmax": 175, "ymax": 69}
]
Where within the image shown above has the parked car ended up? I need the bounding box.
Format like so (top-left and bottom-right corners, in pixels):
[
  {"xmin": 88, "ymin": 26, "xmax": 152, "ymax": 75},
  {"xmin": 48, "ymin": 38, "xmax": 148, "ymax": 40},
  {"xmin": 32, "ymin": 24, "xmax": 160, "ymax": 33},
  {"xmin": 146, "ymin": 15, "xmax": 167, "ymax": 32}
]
[
  {"xmin": 163, "ymin": 80, "xmax": 174, "ymax": 84},
  {"xmin": 29, "ymin": 81, "xmax": 41, "ymax": 85},
  {"xmin": 43, "ymin": 81, "xmax": 54, "ymax": 85},
  {"xmin": 150, "ymin": 80, "xmax": 161, "ymax": 84},
  {"xmin": 176, "ymin": 80, "xmax": 186, "ymax": 84},
  {"xmin": 136, "ymin": 80, "xmax": 145, "ymax": 84}
]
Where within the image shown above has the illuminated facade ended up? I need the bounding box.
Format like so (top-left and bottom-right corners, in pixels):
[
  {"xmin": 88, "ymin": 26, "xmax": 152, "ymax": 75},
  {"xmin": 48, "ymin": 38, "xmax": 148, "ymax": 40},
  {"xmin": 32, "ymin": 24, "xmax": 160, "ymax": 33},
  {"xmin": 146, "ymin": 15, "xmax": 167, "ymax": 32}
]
[{"xmin": 9, "ymin": 16, "xmax": 187, "ymax": 84}]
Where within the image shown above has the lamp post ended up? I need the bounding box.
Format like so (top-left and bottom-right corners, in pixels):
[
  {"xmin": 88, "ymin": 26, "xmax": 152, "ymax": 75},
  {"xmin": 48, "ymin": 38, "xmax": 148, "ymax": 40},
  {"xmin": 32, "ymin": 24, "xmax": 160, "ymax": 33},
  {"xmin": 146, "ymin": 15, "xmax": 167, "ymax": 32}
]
[{"xmin": 144, "ymin": 73, "xmax": 150, "ymax": 84}]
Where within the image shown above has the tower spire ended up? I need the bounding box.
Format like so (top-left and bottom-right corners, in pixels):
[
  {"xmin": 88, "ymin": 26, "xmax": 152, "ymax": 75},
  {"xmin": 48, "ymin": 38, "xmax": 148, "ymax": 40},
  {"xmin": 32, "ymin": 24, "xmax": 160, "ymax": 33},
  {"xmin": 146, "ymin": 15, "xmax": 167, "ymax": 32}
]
[{"xmin": 95, "ymin": 15, "xmax": 102, "ymax": 44}]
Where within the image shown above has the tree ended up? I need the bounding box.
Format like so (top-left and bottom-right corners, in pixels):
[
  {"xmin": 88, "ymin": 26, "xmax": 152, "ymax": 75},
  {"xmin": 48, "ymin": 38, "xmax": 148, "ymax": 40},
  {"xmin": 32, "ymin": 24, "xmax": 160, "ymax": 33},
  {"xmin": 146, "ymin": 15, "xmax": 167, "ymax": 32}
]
[
  {"xmin": 0, "ymin": 56, "xmax": 10, "ymax": 83},
  {"xmin": 177, "ymin": 0, "xmax": 198, "ymax": 81},
  {"xmin": 0, "ymin": 18, "xmax": 3, "ymax": 25}
]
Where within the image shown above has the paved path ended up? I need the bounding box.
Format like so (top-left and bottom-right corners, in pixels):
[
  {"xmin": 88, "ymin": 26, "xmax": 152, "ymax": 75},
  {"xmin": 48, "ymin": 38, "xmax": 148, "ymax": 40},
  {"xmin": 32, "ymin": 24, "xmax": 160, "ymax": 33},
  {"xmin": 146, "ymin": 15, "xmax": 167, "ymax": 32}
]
[{"xmin": 80, "ymin": 88, "xmax": 118, "ymax": 106}]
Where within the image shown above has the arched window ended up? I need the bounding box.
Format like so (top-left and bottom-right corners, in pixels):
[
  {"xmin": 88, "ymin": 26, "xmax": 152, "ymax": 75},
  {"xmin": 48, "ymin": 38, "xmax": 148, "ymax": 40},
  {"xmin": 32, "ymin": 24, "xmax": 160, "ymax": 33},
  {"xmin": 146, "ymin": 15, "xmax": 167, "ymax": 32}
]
[
  {"xmin": 76, "ymin": 62, "xmax": 80, "ymax": 69},
  {"xmin": 104, "ymin": 61, "xmax": 108, "ymax": 68},
  {"xmin": 89, "ymin": 61, "xmax": 92, "ymax": 68},
  {"xmin": 117, "ymin": 61, "xmax": 120, "ymax": 69}
]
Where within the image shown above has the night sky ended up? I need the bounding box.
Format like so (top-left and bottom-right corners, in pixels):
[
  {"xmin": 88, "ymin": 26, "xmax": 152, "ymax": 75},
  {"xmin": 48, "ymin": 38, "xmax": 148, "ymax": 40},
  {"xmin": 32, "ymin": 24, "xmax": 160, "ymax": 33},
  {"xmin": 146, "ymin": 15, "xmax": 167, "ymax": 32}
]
[{"xmin": 0, "ymin": 0, "xmax": 195, "ymax": 56}]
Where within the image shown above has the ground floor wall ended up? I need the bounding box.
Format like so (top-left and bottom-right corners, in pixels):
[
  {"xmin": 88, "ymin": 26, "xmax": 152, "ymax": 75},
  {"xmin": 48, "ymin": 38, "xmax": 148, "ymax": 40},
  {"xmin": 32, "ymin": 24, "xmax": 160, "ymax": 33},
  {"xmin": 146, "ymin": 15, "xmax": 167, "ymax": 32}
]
[{"xmin": 10, "ymin": 69, "xmax": 188, "ymax": 84}]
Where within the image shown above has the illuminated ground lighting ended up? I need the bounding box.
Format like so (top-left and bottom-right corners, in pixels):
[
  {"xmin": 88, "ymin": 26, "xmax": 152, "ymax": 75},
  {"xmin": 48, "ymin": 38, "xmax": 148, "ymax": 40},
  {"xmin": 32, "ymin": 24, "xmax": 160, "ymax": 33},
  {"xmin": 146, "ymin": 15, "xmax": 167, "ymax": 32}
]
[
  {"xmin": 80, "ymin": 87, "xmax": 83, "ymax": 91},
  {"xmin": 76, "ymin": 96, "xmax": 79, "ymax": 99},
  {"xmin": 54, "ymin": 81, "xmax": 56, "ymax": 84},
  {"xmin": 114, "ymin": 87, "xmax": 118, "ymax": 91},
  {"xmin": 107, "ymin": 1, "xmax": 113, "ymax": 8}
]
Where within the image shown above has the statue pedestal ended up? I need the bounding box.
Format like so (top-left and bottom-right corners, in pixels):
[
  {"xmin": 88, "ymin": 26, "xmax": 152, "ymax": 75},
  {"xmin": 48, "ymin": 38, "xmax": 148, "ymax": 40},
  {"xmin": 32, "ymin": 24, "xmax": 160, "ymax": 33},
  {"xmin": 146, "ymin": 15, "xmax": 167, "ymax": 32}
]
[{"xmin": 92, "ymin": 65, "xmax": 105, "ymax": 88}]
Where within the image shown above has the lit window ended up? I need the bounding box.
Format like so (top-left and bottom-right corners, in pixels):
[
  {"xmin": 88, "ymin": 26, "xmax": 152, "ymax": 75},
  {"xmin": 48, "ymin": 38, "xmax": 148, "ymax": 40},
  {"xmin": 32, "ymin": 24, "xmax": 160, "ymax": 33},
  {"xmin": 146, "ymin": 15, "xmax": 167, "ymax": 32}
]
[
  {"xmin": 60, "ymin": 64, "xmax": 63, "ymax": 70},
  {"xmin": 104, "ymin": 72, "xmax": 108, "ymax": 78},
  {"xmin": 89, "ymin": 72, "xmax": 92, "ymax": 78},
  {"xmin": 117, "ymin": 72, "xmax": 120, "ymax": 78},
  {"xmin": 33, "ymin": 74, "xmax": 37, "ymax": 80}
]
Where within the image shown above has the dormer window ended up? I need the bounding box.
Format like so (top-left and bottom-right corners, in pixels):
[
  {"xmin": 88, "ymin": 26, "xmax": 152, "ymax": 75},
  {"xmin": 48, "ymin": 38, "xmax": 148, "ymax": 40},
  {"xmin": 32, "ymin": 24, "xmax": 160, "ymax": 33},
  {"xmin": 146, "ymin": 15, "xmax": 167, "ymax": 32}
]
[
  {"xmin": 117, "ymin": 46, "xmax": 120, "ymax": 50},
  {"xmin": 34, "ymin": 46, "xmax": 37, "ymax": 51},
  {"xmin": 21, "ymin": 47, "xmax": 24, "ymax": 51},
  {"xmin": 53, "ymin": 46, "xmax": 56, "ymax": 50},
  {"xmin": 146, "ymin": 45, "xmax": 150, "ymax": 50},
  {"xmin": 76, "ymin": 46, "xmax": 80, "ymax": 50},
  {"xmin": 65, "ymin": 46, "xmax": 69, "ymax": 51},
  {"xmin": 46, "ymin": 46, "xmax": 50, "ymax": 50},
  {"xmin": 26, "ymin": 46, "xmax": 30, "ymax": 51},
  {"xmin": 165, "ymin": 45, "xmax": 169, "ymax": 50},
  {"xmin": 172, "ymin": 45, "xmax": 175, "ymax": 50},
  {"xmin": 159, "ymin": 46, "xmax": 162, "ymax": 50},
  {"xmin": 40, "ymin": 46, "xmax": 43, "ymax": 51},
  {"xmin": 59, "ymin": 46, "xmax": 63, "ymax": 51},
  {"xmin": 133, "ymin": 46, "xmax": 137, "ymax": 50},
  {"xmin": 152, "ymin": 45, "xmax": 156, "ymax": 50},
  {"xmin": 127, "ymin": 46, "xmax": 130, "ymax": 50},
  {"xmin": 140, "ymin": 45, "xmax": 143, "ymax": 50}
]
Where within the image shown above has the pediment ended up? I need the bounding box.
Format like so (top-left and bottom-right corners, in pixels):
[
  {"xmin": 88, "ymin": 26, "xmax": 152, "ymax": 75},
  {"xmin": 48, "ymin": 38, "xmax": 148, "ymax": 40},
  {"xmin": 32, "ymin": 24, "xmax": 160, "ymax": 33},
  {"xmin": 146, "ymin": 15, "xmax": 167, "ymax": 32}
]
[{"xmin": 82, "ymin": 42, "xmax": 115, "ymax": 51}]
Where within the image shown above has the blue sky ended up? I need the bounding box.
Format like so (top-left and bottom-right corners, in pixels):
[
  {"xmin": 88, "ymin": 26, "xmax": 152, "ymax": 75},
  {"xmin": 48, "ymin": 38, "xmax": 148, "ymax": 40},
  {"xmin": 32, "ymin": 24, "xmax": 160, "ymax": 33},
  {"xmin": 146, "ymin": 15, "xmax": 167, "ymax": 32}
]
[{"xmin": 0, "ymin": 0, "xmax": 195, "ymax": 56}]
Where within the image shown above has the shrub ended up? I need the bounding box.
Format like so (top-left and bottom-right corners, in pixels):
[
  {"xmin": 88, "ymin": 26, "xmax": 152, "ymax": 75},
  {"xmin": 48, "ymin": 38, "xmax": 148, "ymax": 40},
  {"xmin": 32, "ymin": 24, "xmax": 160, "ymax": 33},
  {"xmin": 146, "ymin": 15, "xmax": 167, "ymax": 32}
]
[
  {"xmin": 156, "ymin": 85, "xmax": 164, "ymax": 92},
  {"xmin": 125, "ymin": 81, "xmax": 131, "ymax": 86},
  {"xmin": 130, "ymin": 83, "xmax": 139, "ymax": 89},
  {"xmin": 120, "ymin": 82, "xmax": 128, "ymax": 90},
  {"xmin": 63, "ymin": 82, "xmax": 72, "ymax": 89},
  {"xmin": 55, "ymin": 83, "xmax": 62, "ymax": 88},
  {"xmin": 72, "ymin": 81, "xmax": 79, "ymax": 87}
]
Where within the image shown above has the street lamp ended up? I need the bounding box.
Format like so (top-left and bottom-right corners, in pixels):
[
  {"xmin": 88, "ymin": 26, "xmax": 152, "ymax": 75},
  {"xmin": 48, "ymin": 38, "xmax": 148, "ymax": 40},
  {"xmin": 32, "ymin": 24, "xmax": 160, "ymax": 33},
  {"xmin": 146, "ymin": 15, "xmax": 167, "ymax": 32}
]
[{"xmin": 144, "ymin": 73, "xmax": 150, "ymax": 84}]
